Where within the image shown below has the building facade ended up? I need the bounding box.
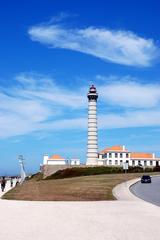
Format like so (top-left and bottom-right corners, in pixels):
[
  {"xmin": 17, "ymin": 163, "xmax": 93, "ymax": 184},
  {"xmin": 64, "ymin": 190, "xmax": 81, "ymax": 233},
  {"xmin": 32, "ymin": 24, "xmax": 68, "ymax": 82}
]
[
  {"xmin": 43, "ymin": 154, "xmax": 80, "ymax": 166},
  {"xmin": 98, "ymin": 145, "xmax": 160, "ymax": 167}
]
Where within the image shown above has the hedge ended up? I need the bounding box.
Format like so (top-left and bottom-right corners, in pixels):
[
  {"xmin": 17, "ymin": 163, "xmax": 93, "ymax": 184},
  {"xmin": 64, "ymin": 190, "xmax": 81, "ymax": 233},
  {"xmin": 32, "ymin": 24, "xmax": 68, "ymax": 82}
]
[{"xmin": 45, "ymin": 165, "xmax": 160, "ymax": 180}]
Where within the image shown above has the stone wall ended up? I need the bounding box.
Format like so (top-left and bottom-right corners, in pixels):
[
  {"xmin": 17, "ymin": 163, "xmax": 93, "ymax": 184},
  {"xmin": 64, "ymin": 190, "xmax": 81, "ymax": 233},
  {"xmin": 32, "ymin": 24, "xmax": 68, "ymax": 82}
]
[{"xmin": 42, "ymin": 164, "xmax": 84, "ymax": 178}]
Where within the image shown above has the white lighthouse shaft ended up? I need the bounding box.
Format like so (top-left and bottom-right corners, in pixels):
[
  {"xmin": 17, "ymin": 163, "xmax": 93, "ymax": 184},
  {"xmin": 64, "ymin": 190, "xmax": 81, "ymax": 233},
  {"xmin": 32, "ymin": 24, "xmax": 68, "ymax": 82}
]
[{"xmin": 86, "ymin": 85, "xmax": 98, "ymax": 165}]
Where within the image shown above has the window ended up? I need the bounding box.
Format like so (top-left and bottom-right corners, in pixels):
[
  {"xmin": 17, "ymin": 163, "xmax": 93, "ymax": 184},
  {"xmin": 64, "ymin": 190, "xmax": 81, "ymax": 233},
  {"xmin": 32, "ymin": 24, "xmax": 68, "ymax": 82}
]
[
  {"xmin": 126, "ymin": 153, "xmax": 129, "ymax": 158},
  {"xmin": 109, "ymin": 153, "xmax": 112, "ymax": 158},
  {"xmin": 150, "ymin": 161, "xmax": 153, "ymax": 166},
  {"xmin": 120, "ymin": 160, "xmax": 123, "ymax": 165},
  {"xmin": 115, "ymin": 153, "xmax": 118, "ymax": 158},
  {"xmin": 144, "ymin": 160, "xmax": 147, "ymax": 166},
  {"xmin": 120, "ymin": 153, "xmax": 123, "ymax": 158},
  {"xmin": 109, "ymin": 160, "xmax": 112, "ymax": 165},
  {"xmin": 126, "ymin": 160, "xmax": 129, "ymax": 163},
  {"xmin": 138, "ymin": 160, "xmax": 141, "ymax": 165},
  {"xmin": 115, "ymin": 160, "xmax": 118, "ymax": 165},
  {"xmin": 132, "ymin": 160, "xmax": 135, "ymax": 166}
]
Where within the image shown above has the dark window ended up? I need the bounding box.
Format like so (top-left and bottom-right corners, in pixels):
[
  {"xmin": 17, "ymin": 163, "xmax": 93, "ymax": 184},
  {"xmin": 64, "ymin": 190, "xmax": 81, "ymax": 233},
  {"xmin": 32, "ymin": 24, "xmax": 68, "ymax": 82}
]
[
  {"xmin": 150, "ymin": 161, "xmax": 153, "ymax": 166},
  {"xmin": 120, "ymin": 153, "xmax": 123, "ymax": 158},
  {"xmin": 115, "ymin": 160, "xmax": 118, "ymax": 165},
  {"xmin": 109, "ymin": 160, "xmax": 112, "ymax": 165},
  {"xmin": 144, "ymin": 161, "xmax": 147, "ymax": 166},
  {"xmin": 109, "ymin": 153, "xmax": 112, "ymax": 158},
  {"xmin": 126, "ymin": 153, "xmax": 129, "ymax": 158},
  {"xmin": 132, "ymin": 160, "xmax": 135, "ymax": 166},
  {"xmin": 120, "ymin": 160, "xmax": 123, "ymax": 165},
  {"xmin": 115, "ymin": 153, "xmax": 118, "ymax": 158}
]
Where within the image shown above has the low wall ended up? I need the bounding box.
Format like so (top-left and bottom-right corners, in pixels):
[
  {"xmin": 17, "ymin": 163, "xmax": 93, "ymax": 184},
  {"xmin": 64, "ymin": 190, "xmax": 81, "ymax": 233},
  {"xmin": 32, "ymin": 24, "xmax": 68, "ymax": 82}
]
[{"xmin": 42, "ymin": 165, "xmax": 85, "ymax": 177}]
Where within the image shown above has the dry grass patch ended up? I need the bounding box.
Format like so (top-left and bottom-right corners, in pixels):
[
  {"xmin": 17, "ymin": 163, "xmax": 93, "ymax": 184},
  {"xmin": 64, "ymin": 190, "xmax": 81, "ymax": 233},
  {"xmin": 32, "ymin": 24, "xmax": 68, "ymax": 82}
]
[{"xmin": 3, "ymin": 172, "xmax": 159, "ymax": 201}]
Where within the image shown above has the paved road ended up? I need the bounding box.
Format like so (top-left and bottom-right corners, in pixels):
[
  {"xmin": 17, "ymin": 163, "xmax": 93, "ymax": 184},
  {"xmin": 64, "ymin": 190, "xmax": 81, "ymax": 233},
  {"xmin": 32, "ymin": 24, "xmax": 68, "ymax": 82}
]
[{"xmin": 130, "ymin": 176, "xmax": 160, "ymax": 206}]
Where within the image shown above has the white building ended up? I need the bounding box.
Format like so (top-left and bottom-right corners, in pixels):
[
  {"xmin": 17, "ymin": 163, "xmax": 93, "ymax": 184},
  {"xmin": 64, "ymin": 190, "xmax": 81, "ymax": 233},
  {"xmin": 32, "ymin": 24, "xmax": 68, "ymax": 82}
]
[
  {"xmin": 70, "ymin": 158, "xmax": 80, "ymax": 166},
  {"xmin": 98, "ymin": 145, "xmax": 160, "ymax": 167},
  {"xmin": 43, "ymin": 154, "xmax": 80, "ymax": 166}
]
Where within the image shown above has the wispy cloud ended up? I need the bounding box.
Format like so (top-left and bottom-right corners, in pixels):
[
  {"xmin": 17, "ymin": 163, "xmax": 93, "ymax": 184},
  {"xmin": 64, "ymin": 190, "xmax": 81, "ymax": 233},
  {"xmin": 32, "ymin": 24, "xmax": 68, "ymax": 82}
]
[
  {"xmin": 98, "ymin": 76, "xmax": 160, "ymax": 108},
  {"xmin": 99, "ymin": 110, "xmax": 160, "ymax": 129},
  {"xmin": 28, "ymin": 22, "xmax": 159, "ymax": 67},
  {"xmin": 0, "ymin": 73, "xmax": 86, "ymax": 138},
  {"xmin": 1, "ymin": 73, "xmax": 160, "ymax": 139}
]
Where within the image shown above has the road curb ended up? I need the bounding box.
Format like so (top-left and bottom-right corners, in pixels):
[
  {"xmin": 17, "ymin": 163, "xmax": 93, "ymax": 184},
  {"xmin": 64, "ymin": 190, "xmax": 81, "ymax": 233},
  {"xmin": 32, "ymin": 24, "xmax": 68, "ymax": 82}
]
[
  {"xmin": 113, "ymin": 174, "xmax": 160, "ymax": 202},
  {"xmin": 112, "ymin": 178, "xmax": 142, "ymax": 201}
]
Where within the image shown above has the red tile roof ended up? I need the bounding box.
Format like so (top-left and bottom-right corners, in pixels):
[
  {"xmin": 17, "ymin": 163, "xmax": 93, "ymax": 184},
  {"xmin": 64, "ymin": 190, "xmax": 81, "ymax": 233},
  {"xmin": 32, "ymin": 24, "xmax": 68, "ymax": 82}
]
[
  {"xmin": 130, "ymin": 152, "xmax": 154, "ymax": 159},
  {"xmin": 48, "ymin": 154, "xmax": 65, "ymax": 161},
  {"xmin": 100, "ymin": 145, "xmax": 128, "ymax": 154}
]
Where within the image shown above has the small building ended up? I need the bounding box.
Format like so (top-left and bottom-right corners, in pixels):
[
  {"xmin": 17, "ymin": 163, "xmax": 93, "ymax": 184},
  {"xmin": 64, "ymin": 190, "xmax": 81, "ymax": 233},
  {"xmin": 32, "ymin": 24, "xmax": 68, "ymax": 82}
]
[
  {"xmin": 98, "ymin": 145, "xmax": 160, "ymax": 167},
  {"xmin": 70, "ymin": 158, "xmax": 80, "ymax": 166},
  {"xmin": 43, "ymin": 154, "xmax": 66, "ymax": 165},
  {"xmin": 43, "ymin": 154, "xmax": 80, "ymax": 166}
]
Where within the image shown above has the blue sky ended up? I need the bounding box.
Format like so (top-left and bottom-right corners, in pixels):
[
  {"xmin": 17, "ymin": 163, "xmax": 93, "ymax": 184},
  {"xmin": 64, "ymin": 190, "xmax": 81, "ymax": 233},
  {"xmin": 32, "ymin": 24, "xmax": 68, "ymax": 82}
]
[{"xmin": 0, "ymin": 0, "xmax": 160, "ymax": 175}]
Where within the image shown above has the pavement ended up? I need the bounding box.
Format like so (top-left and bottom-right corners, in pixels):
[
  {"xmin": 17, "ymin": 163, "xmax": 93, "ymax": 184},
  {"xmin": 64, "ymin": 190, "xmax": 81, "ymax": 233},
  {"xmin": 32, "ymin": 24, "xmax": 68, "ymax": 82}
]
[
  {"xmin": 0, "ymin": 179, "xmax": 17, "ymax": 198},
  {"xmin": 1, "ymin": 178, "xmax": 160, "ymax": 240}
]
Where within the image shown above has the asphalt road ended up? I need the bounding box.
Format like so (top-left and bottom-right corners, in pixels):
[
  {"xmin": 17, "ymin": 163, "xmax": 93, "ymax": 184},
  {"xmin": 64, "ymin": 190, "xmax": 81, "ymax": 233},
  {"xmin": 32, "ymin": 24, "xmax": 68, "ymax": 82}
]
[{"xmin": 130, "ymin": 176, "xmax": 160, "ymax": 206}]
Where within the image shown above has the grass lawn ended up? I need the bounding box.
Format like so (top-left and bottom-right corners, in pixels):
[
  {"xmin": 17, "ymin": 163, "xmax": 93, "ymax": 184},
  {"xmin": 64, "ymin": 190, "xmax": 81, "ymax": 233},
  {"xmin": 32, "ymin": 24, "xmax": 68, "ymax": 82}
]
[{"xmin": 2, "ymin": 172, "xmax": 159, "ymax": 201}]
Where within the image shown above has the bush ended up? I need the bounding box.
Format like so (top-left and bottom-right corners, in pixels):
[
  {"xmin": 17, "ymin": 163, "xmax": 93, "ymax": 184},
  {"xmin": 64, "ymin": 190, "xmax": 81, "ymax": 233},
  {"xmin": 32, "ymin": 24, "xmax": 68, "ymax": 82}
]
[
  {"xmin": 46, "ymin": 166, "xmax": 125, "ymax": 180},
  {"xmin": 45, "ymin": 165, "xmax": 159, "ymax": 180},
  {"xmin": 153, "ymin": 166, "xmax": 160, "ymax": 172},
  {"xmin": 29, "ymin": 172, "xmax": 43, "ymax": 181}
]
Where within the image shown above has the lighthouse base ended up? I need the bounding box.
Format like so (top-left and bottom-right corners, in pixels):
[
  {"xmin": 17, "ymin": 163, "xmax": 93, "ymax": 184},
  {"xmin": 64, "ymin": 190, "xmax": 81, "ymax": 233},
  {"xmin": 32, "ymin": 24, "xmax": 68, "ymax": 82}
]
[{"xmin": 86, "ymin": 158, "xmax": 98, "ymax": 165}]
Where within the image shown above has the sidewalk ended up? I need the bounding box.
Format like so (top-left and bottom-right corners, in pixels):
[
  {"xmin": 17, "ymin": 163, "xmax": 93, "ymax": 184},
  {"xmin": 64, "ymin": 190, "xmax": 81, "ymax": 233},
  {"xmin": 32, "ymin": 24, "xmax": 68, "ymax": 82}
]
[
  {"xmin": 0, "ymin": 179, "xmax": 15, "ymax": 198},
  {"xmin": 0, "ymin": 178, "xmax": 160, "ymax": 240}
]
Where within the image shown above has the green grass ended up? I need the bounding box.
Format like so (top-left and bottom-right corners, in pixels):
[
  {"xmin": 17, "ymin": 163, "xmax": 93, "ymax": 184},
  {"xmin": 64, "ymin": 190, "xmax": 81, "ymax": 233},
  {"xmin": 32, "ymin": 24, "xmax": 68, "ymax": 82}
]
[{"xmin": 2, "ymin": 172, "xmax": 160, "ymax": 201}]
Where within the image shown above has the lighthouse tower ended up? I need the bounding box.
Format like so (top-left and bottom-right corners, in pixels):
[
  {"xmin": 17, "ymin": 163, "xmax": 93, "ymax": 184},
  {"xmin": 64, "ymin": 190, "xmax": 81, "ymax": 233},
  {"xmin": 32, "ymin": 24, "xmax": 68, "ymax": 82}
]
[{"xmin": 86, "ymin": 85, "xmax": 98, "ymax": 165}]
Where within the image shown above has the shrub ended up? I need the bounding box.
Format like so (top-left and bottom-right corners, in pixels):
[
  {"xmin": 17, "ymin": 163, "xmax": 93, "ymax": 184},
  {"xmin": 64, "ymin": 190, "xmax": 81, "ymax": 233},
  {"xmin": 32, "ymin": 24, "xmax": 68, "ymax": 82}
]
[
  {"xmin": 45, "ymin": 165, "xmax": 158, "ymax": 180},
  {"xmin": 29, "ymin": 172, "xmax": 43, "ymax": 181},
  {"xmin": 153, "ymin": 166, "xmax": 160, "ymax": 172},
  {"xmin": 46, "ymin": 166, "xmax": 124, "ymax": 180}
]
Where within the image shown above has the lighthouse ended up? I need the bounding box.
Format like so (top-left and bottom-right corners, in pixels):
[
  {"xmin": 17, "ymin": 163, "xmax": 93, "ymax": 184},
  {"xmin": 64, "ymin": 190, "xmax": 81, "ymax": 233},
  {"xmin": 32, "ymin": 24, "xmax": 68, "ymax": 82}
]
[{"xmin": 86, "ymin": 85, "xmax": 98, "ymax": 165}]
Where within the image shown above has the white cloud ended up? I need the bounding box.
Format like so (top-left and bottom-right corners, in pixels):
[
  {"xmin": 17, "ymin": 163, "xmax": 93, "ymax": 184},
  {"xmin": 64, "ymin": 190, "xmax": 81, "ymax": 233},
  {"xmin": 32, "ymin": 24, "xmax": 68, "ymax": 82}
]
[
  {"xmin": 1, "ymin": 73, "xmax": 160, "ymax": 139},
  {"xmin": 15, "ymin": 73, "xmax": 85, "ymax": 109},
  {"xmin": 28, "ymin": 24, "xmax": 159, "ymax": 67},
  {"xmin": 38, "ymin": 109, "xmax": 160, "ymax": 131},
  {"xmin": 99, "ymin": 110, "xmax": 160, "ymax": 129},
  {"xmin": 97, "ymin": 76, "xmax": 160, "ymax": 108},
  {"xmin": 0, "ymin": 73, "xmax": 86, "ymax": 138}
]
